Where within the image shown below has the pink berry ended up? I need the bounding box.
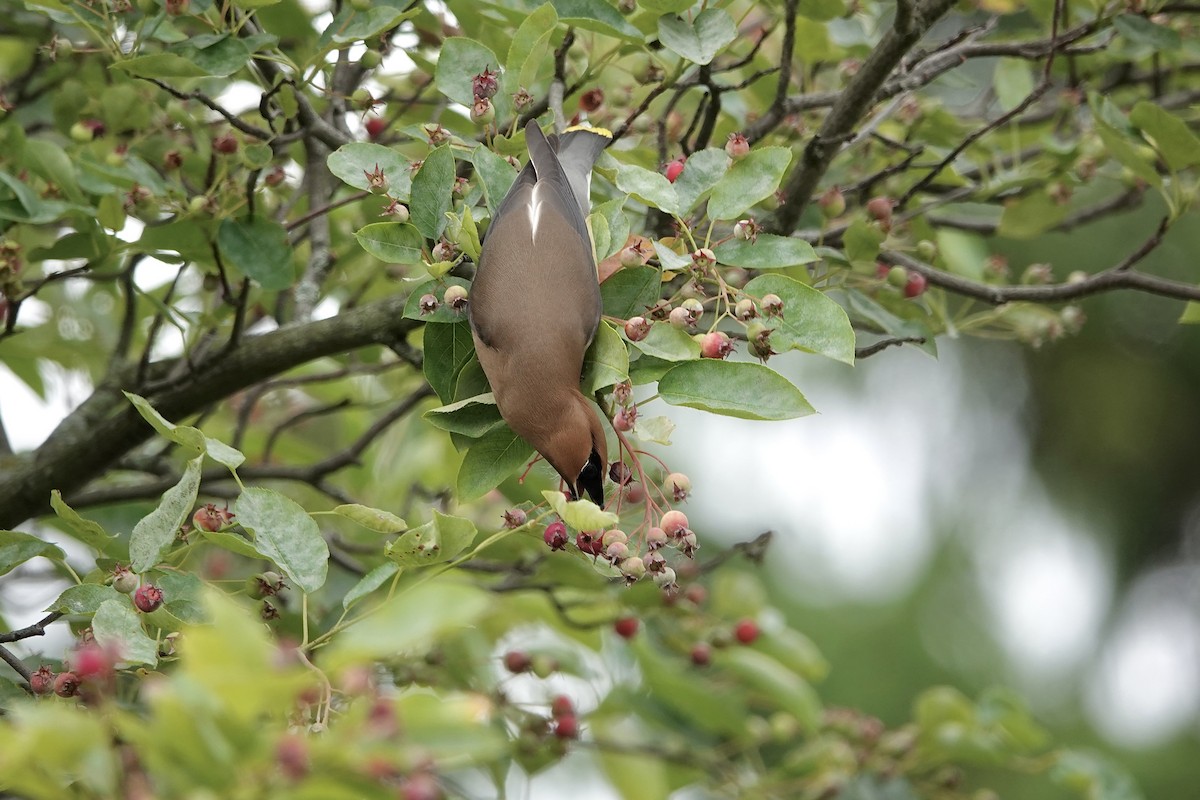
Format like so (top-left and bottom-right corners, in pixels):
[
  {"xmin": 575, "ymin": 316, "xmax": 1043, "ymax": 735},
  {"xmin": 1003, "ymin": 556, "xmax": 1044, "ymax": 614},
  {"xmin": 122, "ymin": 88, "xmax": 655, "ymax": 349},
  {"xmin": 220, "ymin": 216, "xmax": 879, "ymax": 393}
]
[
  {"xmin": 658, "ymin": 510, "xmax": 689, "ymax": 538},
  {"xmin": 275, "ymin": 733, "xmax": 309, "ymax": 781},
  {"xmin": 761, "ymin": 294, "xmax": 784, "ymax": 317},
  {"xmin": 543, "ymin": 521, "xmax": 569, "ymax": 551},
  {"xmin": 866, "ymin": 196, "xmax": 893, "ymax": 226},
  {"xmin": 551, "ymin": 695, "xmax": 574, "ymax": 719},
  {"xmin": 399, "ymin": 772, "xmax": 443, "ymax": 800},
  {"xmin": 668, "ymin": 306, "xmax": 693, "ymax": 330},
  {"xmin": 54, "ymin": 671, "xmax": 80, "ymax": 698},
  {"xmin": 691, "ymin": 642, "xmax": 712, "ymax": 666},
  {"xmin": 664, "ymin": 472, "xmax": 691, "ymax": 502},
  {"xmin": 700, "ymin": 331, "xmax": 733, "ymax": 360},
  {"xmin": 904, "ymin": 271, "xmax": 927, "ymax": 298},
  {"xmin": 818, "ymin": 186, "xmax": 846, "ymax": 218},
  {"xmin": 734, "ymin": 619, "xmax": 760, "ymax": 645},
  {"xmin": 646, "ymin": 527, "xmax": 669, "ymax": 550},
  {"xmin": 725, "ymin": 132, "xmax": 750, "ymax": 160},
  {"xmin": 73, "ymin": 643, "xmax": 114, "ymax": 682},
  {"xmin": 503, "ymin": 509, "xmax": 527, "ymax": 529},
  {"xmin": 613, "ymin": 405, "xmax": 636, "ymax": 432},
  {"xmin": 419, "ymin": 294, "xmax": 439, "ymax": 314},
  {"xmin": 623, "ymin": 482, "xmax": 646, "ymax": 504},
  {"xmin": 664, "ymin": 157, "xmax": 686, "ymax": 183},
  {"xmin": 365, "ymin": 117, "xmax": 386, "ymax": 140},
  {"xmin": 212, "ymin": 133, "xmax": 238, "ymax": 154},
  {"xmin": 554, "ymin": 714, "xmax": 579, "ymax": 739},
  {"xmin": 133, "ymin": 584, "xmax": 163, "ymax": 613},
  {"xmin": 472, "ymin": 67, "xmax": 499, "ymax": 100},
  {"xmin": 613, "ymin": 617, "xmax": 639, "ymax": 639},
  {"xmin": 30, "ymin": 666, "xmax": 55, "ymax": 696},
  {"xmin": 624, "ymin": 316, "xmax": 650, "ymax": 342}
]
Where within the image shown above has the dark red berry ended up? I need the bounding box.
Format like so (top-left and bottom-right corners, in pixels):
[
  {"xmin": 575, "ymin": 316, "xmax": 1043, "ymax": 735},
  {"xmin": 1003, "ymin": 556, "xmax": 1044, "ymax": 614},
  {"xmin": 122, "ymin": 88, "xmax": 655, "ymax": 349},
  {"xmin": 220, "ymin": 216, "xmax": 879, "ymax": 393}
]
[
  {"xmin": 364, "ymin": 117, "xmax": 387, "ymax": 140},
  {"xmin": 553, "ymin": 714, "xmax": 579, "ymax": 739},
  {"xmin": 503, "ymin": 650, "xmax": 532, "ymax": 674},
  {"xmin": 734, "ymin": 619, "xmax": 760, "ymax": 645},
  {"xmin": 133, "ymin": 584, "xmax": 164, "ymax": 613},
  {"xmin": 550, "ymin": 694, "xmax": 574, "ymax": 719},
  {"xmin": 30, "ymin": 666, "xmax": 55, "ymax": 695},
  {"xmin": 904, "ymin": 271, "xmax": 927, "ymax": 298},
  {"xmin": 690, "ymin": 642, "xmax": 712, "ymax": 666},
  {"xmin": 613, "ymin": 616, "xmax": 639, "ymax": 639},
  {"xmin": 275, "ymin": 733, "xmax": 309, "ymax": 781},
  {"xmin": 54, "ymin": 671, "xmax": 80, "ymax": 697},
  {"xmin": 544, "ymin": 521, "xmax": 569, "ymax": 551},
  {"xmin": 576, "ymin": 531, "xmax": 604, "ymax": 556},
  {"xmin": 212, "ymin": 133, "xmax": 238, "ymax": 154}
]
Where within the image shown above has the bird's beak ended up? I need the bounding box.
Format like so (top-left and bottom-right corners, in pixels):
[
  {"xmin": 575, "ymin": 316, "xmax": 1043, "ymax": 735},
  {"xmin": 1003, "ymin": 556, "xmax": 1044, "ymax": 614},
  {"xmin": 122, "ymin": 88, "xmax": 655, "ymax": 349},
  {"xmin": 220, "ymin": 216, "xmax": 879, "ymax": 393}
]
[{"xmin": 575, "ymin": 448, "xmax": 606, "ymax": 507}]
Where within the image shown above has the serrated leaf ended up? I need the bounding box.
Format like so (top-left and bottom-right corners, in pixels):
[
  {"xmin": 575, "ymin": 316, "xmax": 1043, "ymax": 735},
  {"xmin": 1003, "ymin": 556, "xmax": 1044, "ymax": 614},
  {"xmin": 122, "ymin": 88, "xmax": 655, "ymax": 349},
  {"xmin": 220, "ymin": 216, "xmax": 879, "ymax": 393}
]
[
  {"xmin": 49, "ymin": 490, "xmax": 117, "ymax": 554},
  {"xmin": 45, "ymin": 584, "xmax": 123, "ymax": 615},
  {"xmin": 217, "ymin": 217, "xmax": 295, "ymax": 290},
  {"xmin": 582, "ymin": 321, "xmax": 629, "ymax": 393},
  {"xmin": 715, "ymin": 234, "xmax": 818, "ymax": 269},
  {"xmin": 542, "ymin": 490, "xmax": 619, "ymax": 530},
  {"xmin": 707, "ymin": 147, "xmax": 791, "ymax": 220},
  {"xmin": 601, "ymin": 265, "xmax": 661, "ymax": 319},
  {"xmin": 327, "ymin": 142, "xmax": 414, "ymax": 198},
  {"xmin": 385, "ymin": 510, "xmax": 477, "ymax": 566},
  {"xmin": 343, "ymin": 562, "xmax": 400, "ymax": 610},
  {"xmin": 410, "ymin": 145, "xmax": 456, "ymax": 241},
  {"xmin": 659, "ymin": 361, "xmax": 814, "ymax": 420},
  {"xmin": 436, "ymin": 37, "xmax": 501, "ymax": 106},
  {"xmin": 0, "ymin": 530, "xmax": 65, "ymax": 576},
  {"xmin": 423, "ymin": 392, "xmax": 505, "ymax": 438},
  {"xmin": 333, "ymin": 504, "xmax": 407, "ymax": 534},
  {"xmin": 355, "ymin": 222, "xmax": 425, "ymax": 264},
  {"xmin": 742, "ymin": 274, "xmax": 855, "ymax": 364},
  {"xmin": 129, "ymin": 456, "xmax": 203, "ymax": 572},
  {"xmin": 658, "ymin": 9, "xmax": 737, "ymax": 66},
  {"xmin": 234, "ymin": 488, "xmax": 328, "ymax": 595},
  {"xmin": 93, "ymin": 599, "xmax": 158, "ymax": 666},
  {"xmin": 457, "ymin": 426, "xmax": 534, "ymax": 501}
]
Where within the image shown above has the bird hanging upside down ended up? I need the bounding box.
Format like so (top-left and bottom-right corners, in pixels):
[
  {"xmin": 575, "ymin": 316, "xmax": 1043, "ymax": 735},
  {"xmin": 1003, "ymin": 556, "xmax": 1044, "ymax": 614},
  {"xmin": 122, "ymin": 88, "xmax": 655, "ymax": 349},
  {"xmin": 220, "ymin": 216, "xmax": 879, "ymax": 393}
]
[{"xmin": 468, "ymin": 120, "xmax": 611, "ymax": 506}]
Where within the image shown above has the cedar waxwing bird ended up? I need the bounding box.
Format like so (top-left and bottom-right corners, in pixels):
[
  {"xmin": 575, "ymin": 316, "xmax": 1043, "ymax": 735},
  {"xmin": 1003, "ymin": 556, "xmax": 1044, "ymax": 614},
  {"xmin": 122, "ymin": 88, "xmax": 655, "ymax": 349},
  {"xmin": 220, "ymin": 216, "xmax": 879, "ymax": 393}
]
[{"xmin": 468, "ymin": 120, "xmax": 611, "ymax": 506}]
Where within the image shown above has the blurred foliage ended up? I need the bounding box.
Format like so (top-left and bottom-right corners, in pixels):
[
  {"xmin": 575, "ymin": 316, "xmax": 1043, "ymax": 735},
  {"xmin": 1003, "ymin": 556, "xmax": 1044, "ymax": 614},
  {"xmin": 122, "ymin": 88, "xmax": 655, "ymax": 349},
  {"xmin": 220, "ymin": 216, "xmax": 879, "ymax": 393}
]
[{"xmin": 1, "ymin": 0, "xmax": 1197, "ymax": 796}]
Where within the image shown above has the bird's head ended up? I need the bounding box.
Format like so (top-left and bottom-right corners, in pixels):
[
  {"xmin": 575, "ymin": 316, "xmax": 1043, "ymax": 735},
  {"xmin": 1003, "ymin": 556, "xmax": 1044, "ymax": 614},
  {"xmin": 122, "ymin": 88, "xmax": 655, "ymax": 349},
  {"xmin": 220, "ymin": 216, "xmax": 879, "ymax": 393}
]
[{"xmin": 543, "ymin": 393, "xmax": 608, "ymax": 507}]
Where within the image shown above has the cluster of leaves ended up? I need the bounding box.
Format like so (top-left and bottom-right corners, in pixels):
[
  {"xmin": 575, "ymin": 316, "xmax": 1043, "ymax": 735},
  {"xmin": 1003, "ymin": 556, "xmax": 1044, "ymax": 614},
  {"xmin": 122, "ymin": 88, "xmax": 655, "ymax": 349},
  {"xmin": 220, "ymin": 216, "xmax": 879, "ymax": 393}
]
[{"xmin": 0, "ymin": 0, "xmax": 1192, "ymax": 796}]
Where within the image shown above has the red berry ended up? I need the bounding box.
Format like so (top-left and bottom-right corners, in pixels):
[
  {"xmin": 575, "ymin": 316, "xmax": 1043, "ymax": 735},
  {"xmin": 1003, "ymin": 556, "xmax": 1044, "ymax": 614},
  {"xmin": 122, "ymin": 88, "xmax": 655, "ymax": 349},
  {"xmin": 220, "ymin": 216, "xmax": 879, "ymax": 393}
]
[
  {"xmin": 133, "ymin": 584, "xmax": 164, "ymax": 613},
  {"xmin": 818, "ymin": 186, "xmax": 846, "ymax": 218},
  {"xmin": 54, "ymin": 671, "xmax": 80, "ymax": 697},
  {"xmin": 613, "ymin": 406, "xmax": 636, "ymax": 432},
  {"xmin": 364, "ymin": 117, "xmax": 387, "ymax": 140},
  {"xmin": 578, "ymin": 88, "xmax": 604, "ymax": 112},
  {"xmin": 904, "ymin": 271, "xmax": 927, "ymax": 298},
  {"xmin": 212, "ymin": 133, "xmax": 238, "ymax": 154},
  {"xmin": 734, "ymin": 619, "xmax": 760, "ymax": 645},
  {"xmin": 275, "ymin": 733, "xmax": 309, "ymax": 781},
  {"xmin": 575, "ymin": 531, "xmax": 604, "ymax": 556},
  {"xmin": 664, "ymin": 157, "xmax": 686, "ymax": 183},
  {"xmin": 613, "ymin": 616, "xmax": 639, "ymax": 639},
  {"xmin": 623, "ymin": 482, "xmax": 646, "ymax": 504},
  {"xmin": 866, "ymin": 196, "xmax": 893, "ymax": 225},
  {"xmin": 399, "ymin": 772, "xmax": 443, "ymax": 800},
  {"xmin": 503, "ymin": 650, "xmax": 532, "ymax": 674},
  {"xmin": 472, "ymin": 67, "xmax": 499, "ymax": 100},
  {"xmin": 544, "ymin": 521, "xmax": 569, "ymax": 551},
  {"xmin": 690, "ymin": 642, "xmax": 712, "ymax": 666},
  {"xmin": 30, "ymin": 666, "xmax": 55, "ymax": 695},
  {"xmin": 700, "ymin": 331, "xmax": 733, "ymax": 360},
  {"xmin": 192, "ymin": 503, "xmax": 234, "ymax": 532},
  {"xmin": 553, "ymin": 714, "xmax": 579, "ymax": 740},
  {"xmin": 550, "ymin": 694, "xmax": 574, "ymax": 719},
  {"xmin": 73, "ymin": 643, "xmax": 114, "ymax": 681}
]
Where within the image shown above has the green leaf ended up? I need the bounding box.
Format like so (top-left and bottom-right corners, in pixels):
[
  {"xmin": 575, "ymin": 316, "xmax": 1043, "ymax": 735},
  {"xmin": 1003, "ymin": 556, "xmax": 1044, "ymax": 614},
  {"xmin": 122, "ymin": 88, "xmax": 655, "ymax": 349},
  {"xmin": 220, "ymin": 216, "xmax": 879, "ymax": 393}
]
[
  {"xmin": 217, "ymin": 217, "xmax": 295, "ymax": 290},
  {"xmin": 472, "ymin": 145, "xmax": 519, "ymax": 218},
  {"xmin": 423, "ymin": 322, "xmax": 477, "ymax": 403},
  {"xmin": 1094, "ymin": 116, "xmax": 1162, "ymax": 188},
  {"xmin": 1114, "ymin": 13, "xmax": 1180, "ymax": 51},
  {"xmin": 601, "ymin": 266, "xmax": 661, "ymax": 319},
  {"xmin": 326, "ymin": 577, "xmax": 491, "ymax": 668},
  {"xmin": 633, "ymin": 415, "xmax": 675, "ymax": 445},
  {"xmin": 629, "ymin": 322, "xmax": 700, "ymax": 361},
  {"xmin": 169, "ymin": 34, "xmax": 255, "ymax": 78},
  {"xmin": 234, "ymin": 487, "xmax": 328, "ymax": 595},
  {"xmin": 93, "ymin": 599, "xmax": 158, "ymax": 666},
  {"xmin": 45, "ymin": 584, "xmax": 124, "ymax": 615},
  {"xmin": 0, "ymin": 530, "xmax": 65, "ymax": 576},
  {"xmin": 935, "ymin": 228, "xmax": 988, "ymax": 280},
  {"xmin": 671, "ymin": 148, "xmax": 729, "ymax": 213},
  {"xmin": 129, "ymin": 456, "xmax": 203, "ymax": 572},
  {"xmin": 715, "ymin": 234, "xmax": 818, "ymax": 269},
  {"xmin": 997, "ymin": 192, "xmax": 1069, "ymax": 239},
  {"xmin": 993, "ymin": 58, "xmax": 1034, "ymax": 113},
  {"xmin": 157, "ymin": 571, "xmax": 208, "ymax": 624},
  {"xmin": 1051, "ymin": 749, "xmax": 1144, "ymax": 800},
  {"xmin": 1179, "ymin": 301, "xmax": 1200, "ymax": 325},
  {"xmin": 1130, "ymin": 101, "xmax": 1200, "ymax": 172},
  {"xmin": 659, "ymin": 361, "xmax": 815, "ymax": 420},
  {"xmin": 614, "ymin": 160, "xmax": 679, "ymax": 215},
  {"xmin": 457, "ymin": 426, "xmax": 534, "ymax": 501},
  {"xmin": 330, "ymin": 4, "xmax": 417, "ymax": 42},
  {"xmin": 716, "ymin": 647, "xmax": 821, "ymax": 731},
  {"xmin": 333, "ymin": 504, "xmax": 408, "ymax": 534},
  {"xmin": 204, "ymin": 437, "xmax": 245, "ymax": 472},
  {"xmin": 436, "ymin": 37, "xmax": 501, "ymax": 106},
  {"xmin": 111, "ymin": 53, "xmax": 210, "ymax": 78},
  {"xmin": 657, "ymin": 9, "xmax": 737, "ymax": 66},
  {"xmin": 124, "ymin": 391, "xmax": 206, "ymax": 454},
  {"xmin": 542, "ymin": 490, "xmax": 619, "ymax": 530},
  {"xmin": 445, "ymin": 204, "xmax": 482, "ymax": 261},
  {"xmin": 551, "ymin": 0, "xmax": 643, "ymax": 40},
  {"xmin": 410, "ymin": 145, "xmax": 456, "ymax": 241},
  {"xmin": 327, "ymin": 142, "xmax": 413, "ymax": 198},
  {"xmin": 591, "ymin": 196, "xmax": 629, "ymax": 261},
  {"xmin": 402, "ymin": 276, "xmax": 472, "ymax": 323},
  {"xmin": 582, "ymin": 321, "xmax": 629, "ymax": 393},
  {"xmin": 198, "ymin": 529, "xmax": 264, "ymax": 559},
  {"xmin": 424, "ymin": 392, "xmax": 505, "ymax": 438},
  {"xmin": 49, "ymin": 490, "xmax": 117, "ymax": 554},
  {"xmin": 742, "ymin": 275, "xmax": 855, "ymax": 364},
  {"xmin": 638, "ymin": 0, "xmax": 693, "ymax": 12},
  {"xmin": 355, "ymin": 222, "xmax": 425, "ymax": 264},
  {"xmin": 506, "ymin": 2, "xmax": 558, "ymax": 89},
  {"xmin": 385, "ymin": 509, "xmax": 478, "ymax": 566},
  {"xmin": 343, "ymin": 562, "xmax": 400, "ymax": 610},
  {"xmin": 706, "ymin": 147, "xmax": 792, "ymax": 220}
]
